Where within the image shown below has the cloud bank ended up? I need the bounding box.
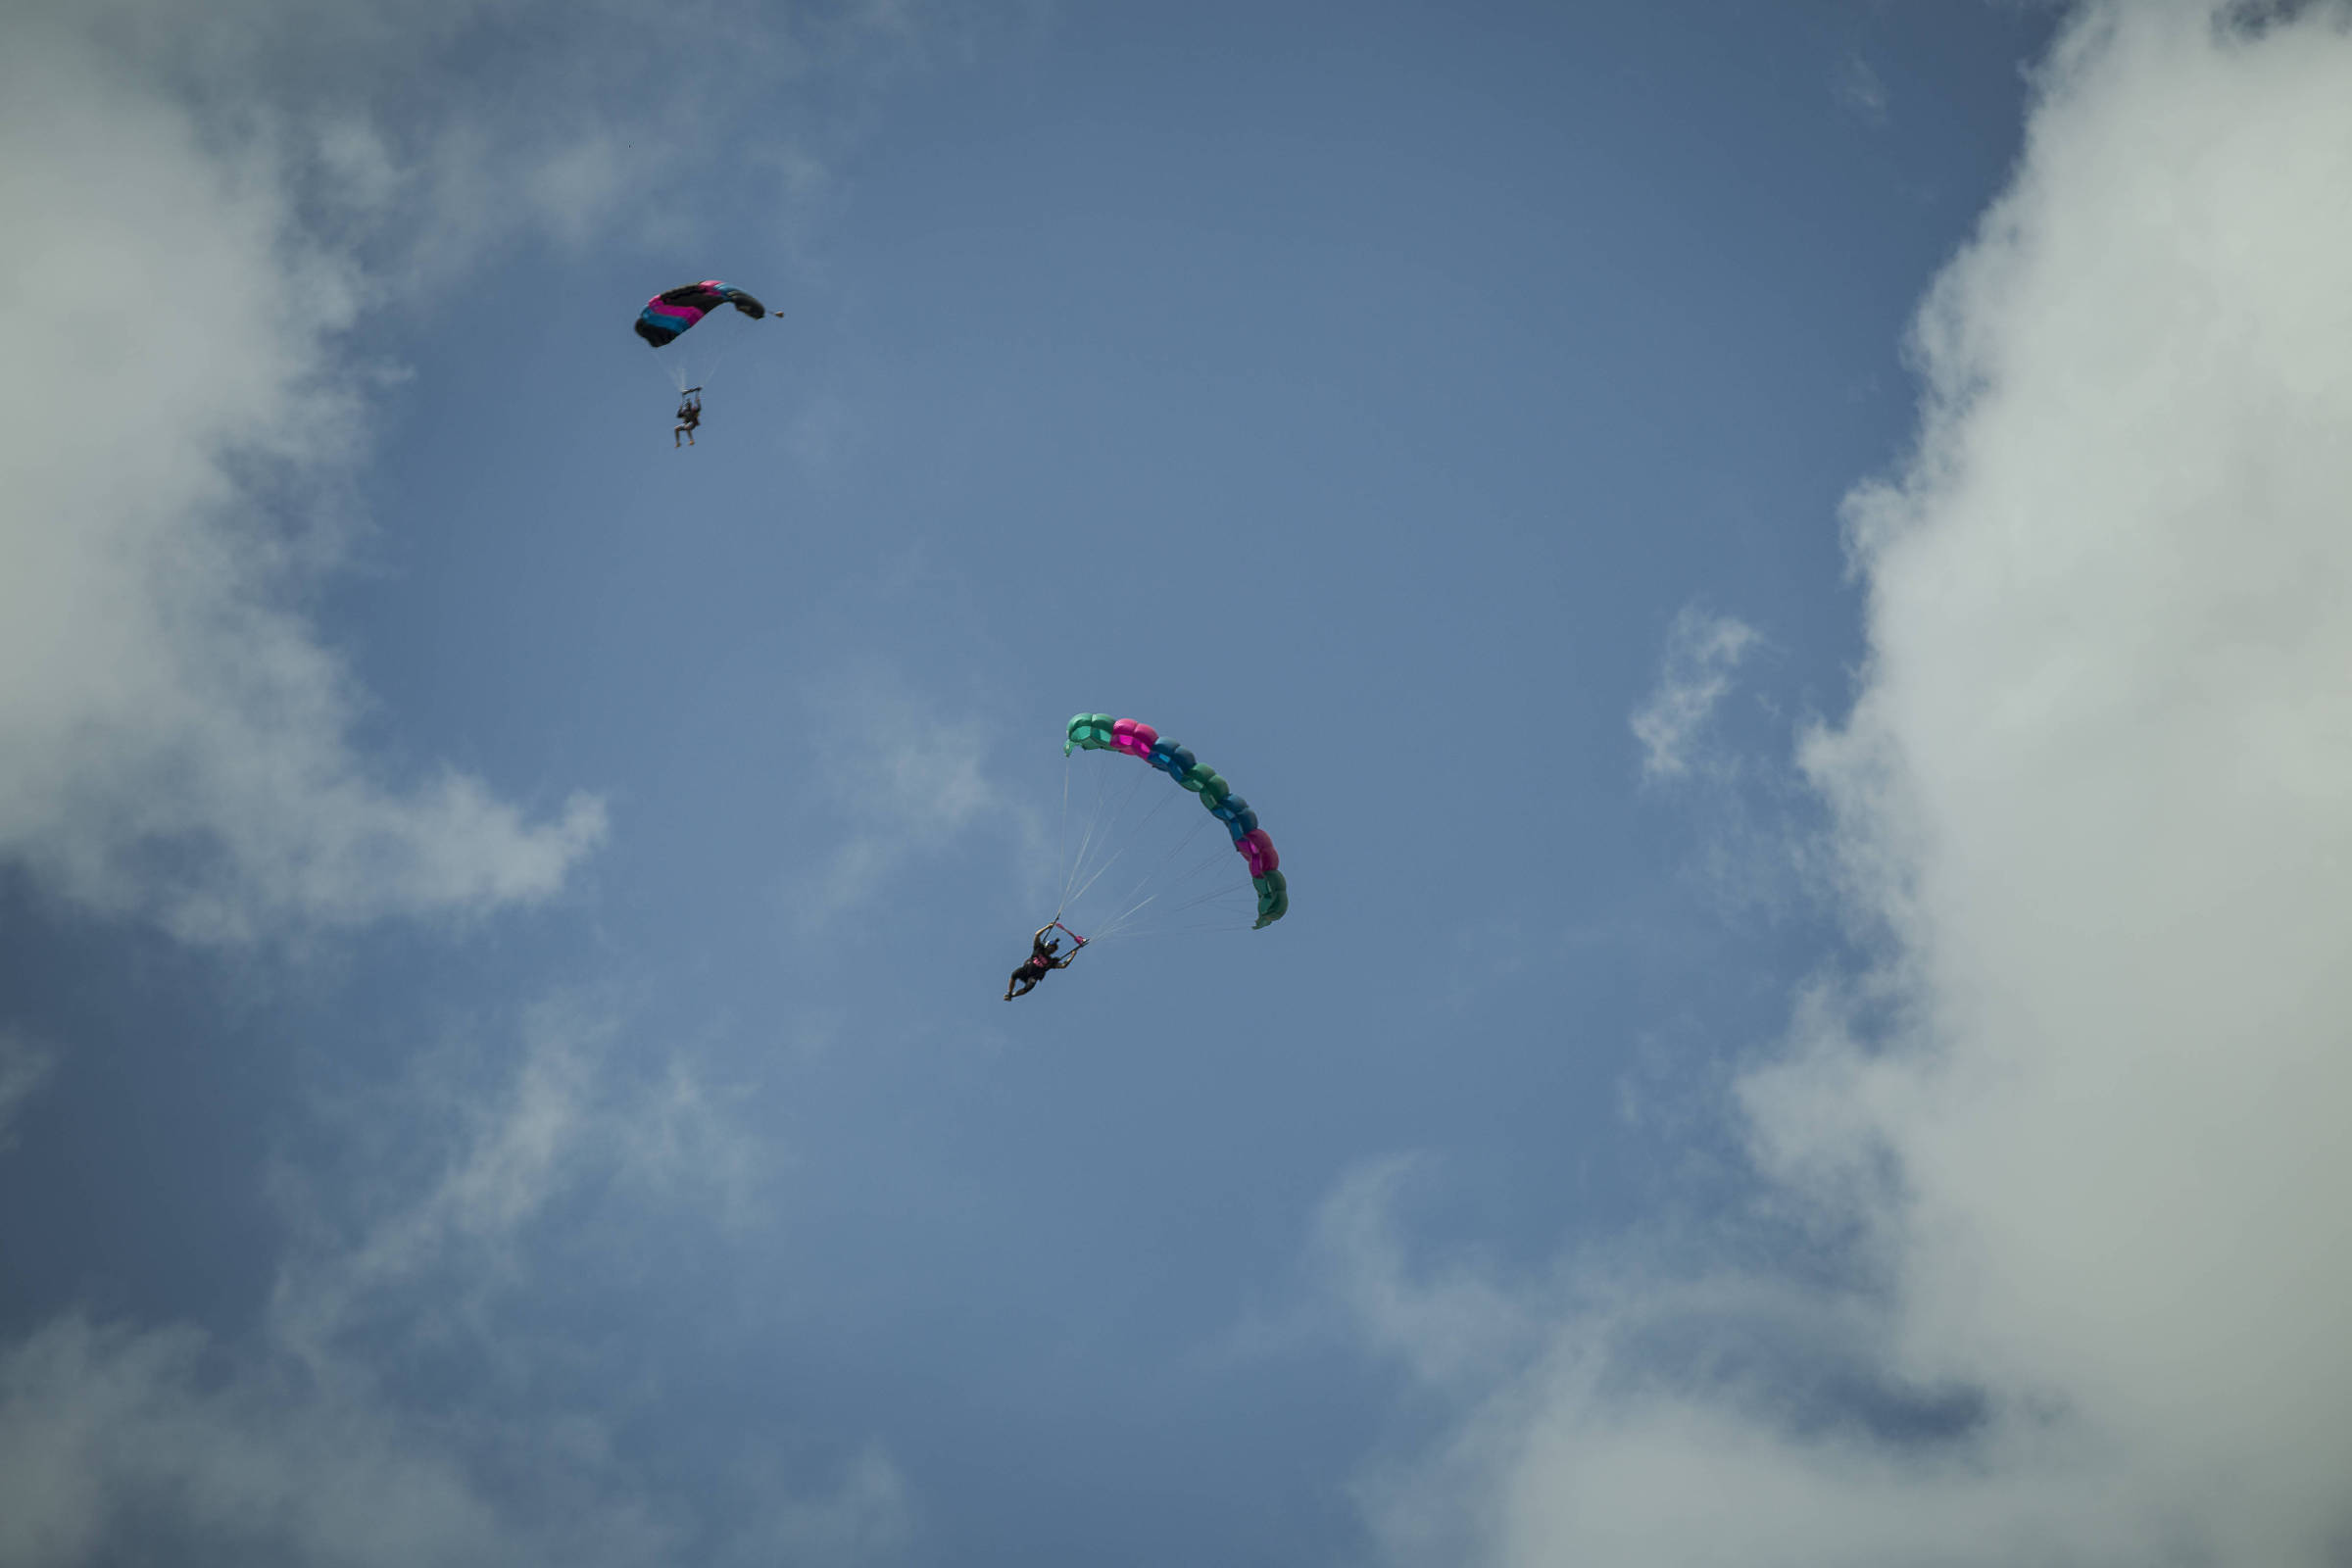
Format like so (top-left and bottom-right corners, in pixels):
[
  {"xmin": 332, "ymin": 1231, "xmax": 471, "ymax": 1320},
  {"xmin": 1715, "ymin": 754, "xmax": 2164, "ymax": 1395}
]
[
  {"xmin": 0, "ymin": 0, "xmax": 943, "ymax": 944},
  {"xmin": 0, "ymin": 11, "xmax": 615, "ymax": 943},
  {"xmin": 1345, "ymin": 5, "xmax": 2352, "ymax": 1564}
]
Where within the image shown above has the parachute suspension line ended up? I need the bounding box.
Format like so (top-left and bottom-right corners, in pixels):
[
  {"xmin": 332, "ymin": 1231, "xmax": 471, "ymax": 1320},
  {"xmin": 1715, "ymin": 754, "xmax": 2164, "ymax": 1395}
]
[
  {"xmin": 645, "ymin": 350, "xmax": 689, "ymax": 399},
  {"xmin": 1102, "ymin": 765, "xmax": 1180, "ymax": 906},
  {"xmin": 1092, "ymin": 895, "xmax": 1155, "ymax": 943},
  {"xmin": 1143, "ymin": 833, "xmax": 1248, "ymax": 927},
  {"xmin": 1164, "ymin": 861, "xmax": 1257, "ymax": 918},
  {"xmin": 1054, "ymin": 757, "xmax": 1090, "ymax": 916},
  {"xmin": 1072, "ymin": 761, "xmax": 1133, "ymax": 906},
  {"xmin": 646, "ymin": 336, "xmax": 744, "ymax": 404},
  {"xmin": 1054, "ymin": 753, "xmax": 1076, "ymax": 918},
  {"xmin": 1063, "ymin": 789, "xmax": 1148, "ymax": 924},
  {"xmin": 1058, "ymin": 754, "xmax": 1109, "ymax": 917},
  {"xmin": 695, "ymin": 322, "xmax": 752, "ymax": 389},
  {"xmin": 1116, "ymin": 825, "xmax": 1260, "ymax": 938},
  {"xmin": 1059, "ymin": 754, "xmax": 1145, "ymax": 939},
  {"xmin": 1063, "ymin": 845, "xmax": 1130, "ymax": 913},
  {"xmin": 1053, "ymin": 755, "xmax": 1073, "ymax": 922},
  {"xmin": 1081, "ymin": 763, "xmax": 1187, "ymax": 924},
  {"xmin": 1063, "ymin": 757, "xmax": 1150, "ymax": 922},
  {"xmin": 1094, "ymin": 793, "xmax": 1215, "ymax": 933},
  {"xmin": 1057, "ymin": 746, "xmax": 1125, "ymax": 925},
  {"xmin": 1083, "ymin": 788, "xmax": 1253, "ymax": 943}
]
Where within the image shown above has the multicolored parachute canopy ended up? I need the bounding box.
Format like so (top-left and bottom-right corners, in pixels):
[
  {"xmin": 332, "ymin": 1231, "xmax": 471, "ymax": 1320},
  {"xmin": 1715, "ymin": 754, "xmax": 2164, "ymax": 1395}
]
[
  {"xmin": 633, "ymin": 280, "xmax": 768, "ymax": 349},
  {"xmin": 1065, "ymin": 713, "xmax": 1287, "ymax": 928}
]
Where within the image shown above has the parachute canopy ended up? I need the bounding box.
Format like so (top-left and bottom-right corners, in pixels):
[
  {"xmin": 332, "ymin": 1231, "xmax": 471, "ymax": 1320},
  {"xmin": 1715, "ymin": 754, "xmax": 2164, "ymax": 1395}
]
[
  {"xmin": 1065, "ymin": 713, "xmax": 1288, "ymax": 928},
  {"xmin": 633, "ymin": 280, "xmax": 768, "ymax": 349}
]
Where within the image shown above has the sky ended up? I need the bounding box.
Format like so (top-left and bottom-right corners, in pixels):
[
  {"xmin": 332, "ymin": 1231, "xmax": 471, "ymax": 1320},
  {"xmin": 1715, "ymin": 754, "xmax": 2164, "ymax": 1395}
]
[{"xmin": 3, "ymin": 1, "xmax": 2350, "ymax": 1563}]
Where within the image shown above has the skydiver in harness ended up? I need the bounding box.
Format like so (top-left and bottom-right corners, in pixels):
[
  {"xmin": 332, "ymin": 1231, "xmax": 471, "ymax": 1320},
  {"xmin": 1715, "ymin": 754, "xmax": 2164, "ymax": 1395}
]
[
  {"xmin": 1004, "ymin": 924, "xmax": 1085, "ymax": 1000},
  {"xmin": 673, "ymin": 388, "xmax": 703, "ymax": 448}
]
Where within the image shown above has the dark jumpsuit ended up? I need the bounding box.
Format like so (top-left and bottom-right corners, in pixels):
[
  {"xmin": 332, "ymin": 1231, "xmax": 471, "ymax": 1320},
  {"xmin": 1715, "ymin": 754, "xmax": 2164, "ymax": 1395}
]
[{"xmin": 1009, "ymin": 935, "xmax": 1060, "ymax": 993}]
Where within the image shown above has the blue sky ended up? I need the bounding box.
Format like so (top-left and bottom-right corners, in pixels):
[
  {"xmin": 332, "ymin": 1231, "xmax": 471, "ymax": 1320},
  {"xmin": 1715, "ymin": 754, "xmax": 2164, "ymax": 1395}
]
[{"xmin": 7, "ymin": 3, "xmax": 2352, "ymax": 1564}]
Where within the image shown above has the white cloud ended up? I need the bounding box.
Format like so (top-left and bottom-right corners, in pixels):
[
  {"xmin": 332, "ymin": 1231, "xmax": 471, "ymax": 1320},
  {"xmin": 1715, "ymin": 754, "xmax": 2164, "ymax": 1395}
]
[
  {"xmin": 0, "ymin": 3, "xmax": 944, "ymax": 1558},
  {"xmin": 787, "ymin": 670, "xmax": 1013, "ymax": 932},
  {"xmin": 269, "ymin": 995, "xmax": 766, "ymax": 1367},
  {"xmin": 1312, "ymin": 1157, "xmax": 1541, "ymax": 1396},
  {"xmin": 1838, "ymin": 54, "xmax": 1890, "ymax": 123},
  {"xmin": 0, "ymin": 17, "xmax": 608, "ymax": 944},
  {"xmin": 15, "ymin": 0, "xmax": 916, "ymax": 270},
  {"xmin": 1631, "ymin": 607, "xmax": 1805, "ymax": 920},
  {"xmin": 1630, "ymin": 608, "xmax": 1760, "ymax": 782},
  {"xmin": 1346, "ymin": 5, "xmax": 2352, "ymax": 1564},
  {"xmin": 0, "ymin": 999, "xmax": 901, "ymax": 1568},
  {"xmin": 0, "ymin": 1315, "xmax": 527, "ymax": 1568},
  {"xmin": 0, "ymin": 0, "xmax": 969, "ymax": 945}
]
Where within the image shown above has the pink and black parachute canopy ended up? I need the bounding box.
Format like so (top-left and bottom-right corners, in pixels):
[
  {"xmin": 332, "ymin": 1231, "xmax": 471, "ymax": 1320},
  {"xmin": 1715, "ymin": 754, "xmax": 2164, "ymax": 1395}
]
[{"xmin": 633, "ymin": 280, "xmax": 767, "ymax": 348}]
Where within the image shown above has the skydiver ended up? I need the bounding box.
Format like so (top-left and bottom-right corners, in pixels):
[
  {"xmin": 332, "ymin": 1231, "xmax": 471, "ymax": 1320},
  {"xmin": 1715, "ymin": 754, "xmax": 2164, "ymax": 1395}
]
[
  {"xmin": 1004, "ymin": 924, "xmax": 1083, "ymax": 1000},
  {"xmin": 673, "ymin": 388, "xmax": 703, "ymax": 448}
]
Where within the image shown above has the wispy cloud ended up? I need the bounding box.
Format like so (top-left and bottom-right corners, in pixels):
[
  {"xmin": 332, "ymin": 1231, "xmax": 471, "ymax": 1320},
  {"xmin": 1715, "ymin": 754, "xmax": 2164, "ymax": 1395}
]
[
  {"xmin": 0, "ymin": 1034, "xmax": 58, "ymax": 1149},
  {"xmin": 1838, "ymin": 53, "xmax": 1890, "ymax": 124},
  {"xmin": 1633, "ymin": 608, "xmax": 1815, "ymax": 923},
  {"xmin": 786, "ymin": 668, "xmax": 1014, "ymax": 933},
  {"xmin": 1630, "ymin": 608, "xmax": 1760, "ymax": 783},
  {"xmin": 269, "ymin": 994, "xmax": 767, "ymax": 1367},
  {"xmin": 1311, "ymin": 1157, "xmax": 1541, "ymax": 1396},
  {"xmin": 1345, "ymin": 5, "xmax": 2352, "ymax": 1563},
  {"xmin": 0, "ymin": 996, "xmax": 905, "ymax": 1567}
]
